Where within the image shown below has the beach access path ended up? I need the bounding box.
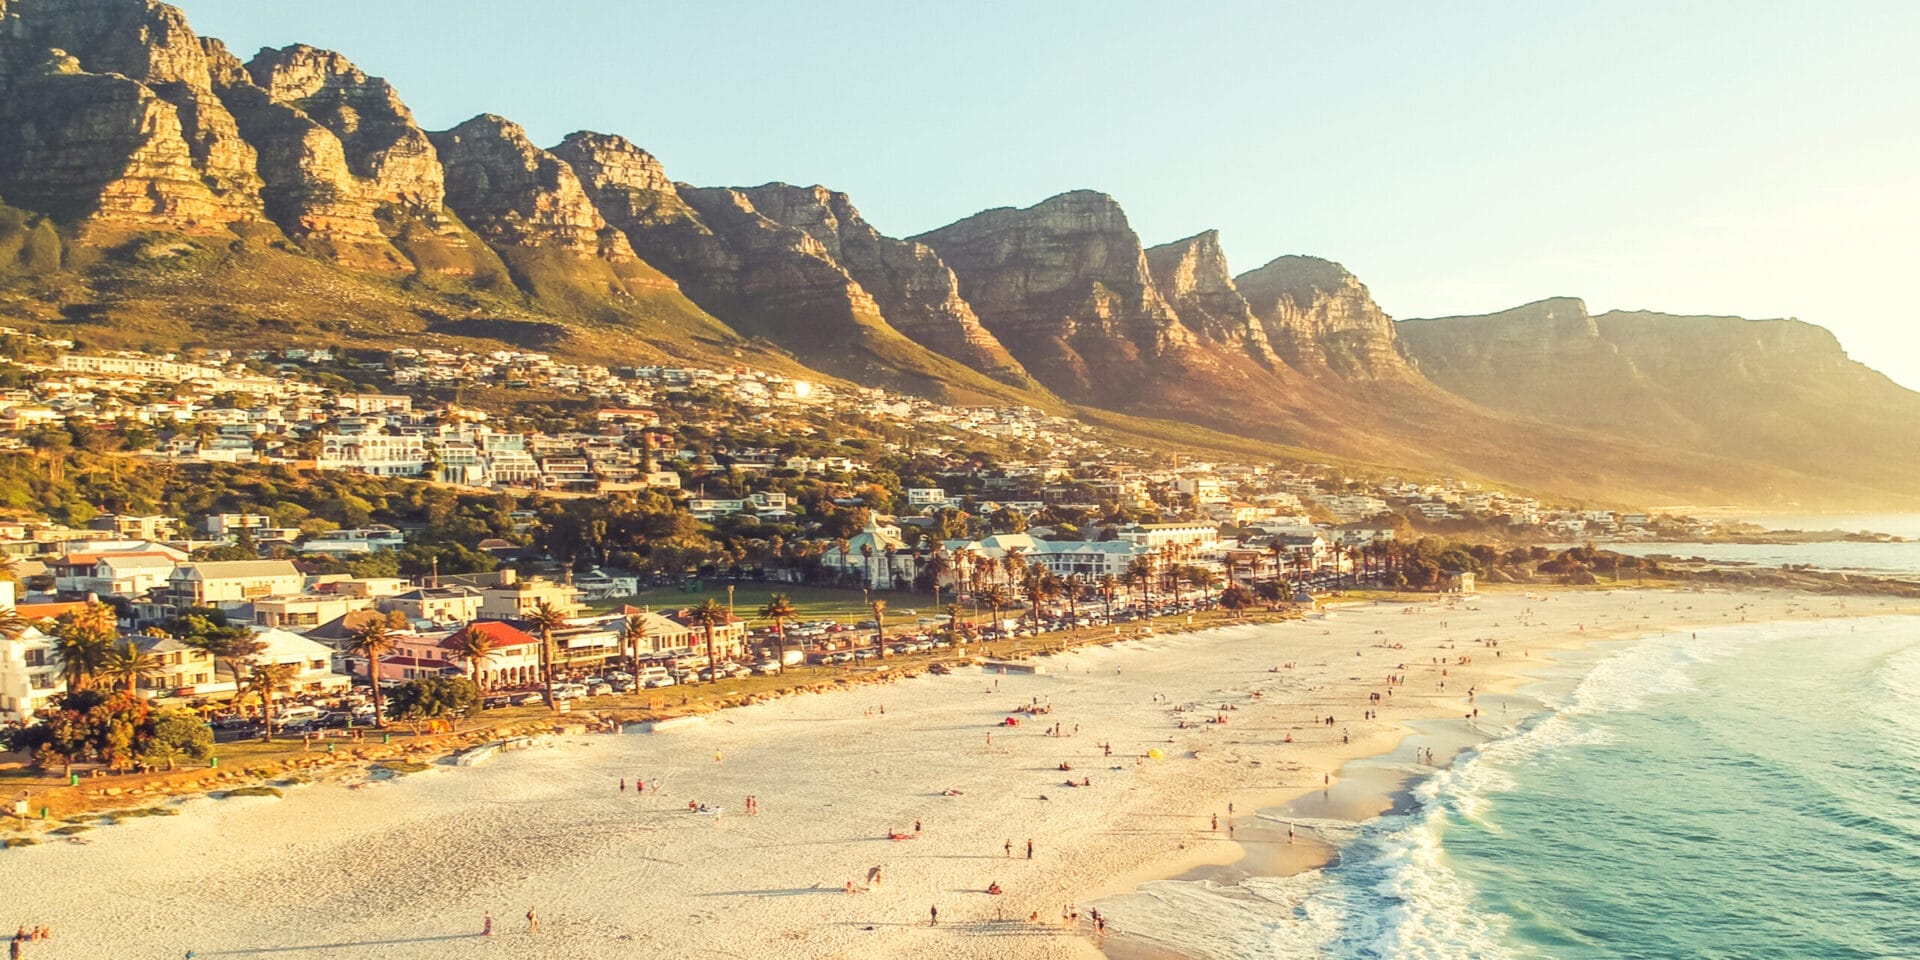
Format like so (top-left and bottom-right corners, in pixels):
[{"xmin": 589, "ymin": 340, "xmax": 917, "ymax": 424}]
[{"xmin": 3, "ymin": 587, "xmax": 1901, "ymax": 960}]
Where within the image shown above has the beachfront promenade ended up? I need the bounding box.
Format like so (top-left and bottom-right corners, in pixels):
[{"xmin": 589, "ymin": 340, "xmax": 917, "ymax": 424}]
[{"xmin": 2, "ymin": 588, "xmax": 1897, "ymax": 960}]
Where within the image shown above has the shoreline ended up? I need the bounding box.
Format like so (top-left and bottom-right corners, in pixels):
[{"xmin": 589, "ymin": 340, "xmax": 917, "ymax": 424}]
[
  {"xmin": 1087, "ymin": 588, "xmax": 1917, "ymax": 960},
  {"xmin": 2, "ymin": 588, "xmax": 1910, "ymax": 960}
]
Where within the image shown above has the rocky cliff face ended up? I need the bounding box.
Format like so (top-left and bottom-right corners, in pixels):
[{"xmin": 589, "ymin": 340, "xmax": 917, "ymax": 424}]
[
  {"xmin": 1144, "ymin": 230, "xmax": 1277, "ymax": 364},
  {"xmin": 552, "ymin": 130, "xmax": 740, "ymax": 298},
  {"xmin": 430, "ymin": 115, "xmax": 685, "ymax": 307},
  {"xmin": 245, "ymin": 44, "xmax": 443, "ymax": 211},
  {"xmin": 1398, "ymin": 300, "xmax": 1920, "ymax": 499},
  {"xmin": 0, "ymin": 0, "xmax": 263, "ymax": 230},
  {"xmin": 735, "ymin": 184, "xmax": 1030, "ymax": 386},
  {"xmin": 1236, "ymin": 255, "xmax": 1413, "ymax": 380},
  {"xmin": 913, "ymin": 190, "xmax": 1197, "ymax": 402}
]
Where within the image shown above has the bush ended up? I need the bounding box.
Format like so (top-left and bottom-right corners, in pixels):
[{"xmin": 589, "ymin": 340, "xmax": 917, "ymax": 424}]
[{"xmin": 219, "ymin": 786, "xmax": 283, "ymax": 799}]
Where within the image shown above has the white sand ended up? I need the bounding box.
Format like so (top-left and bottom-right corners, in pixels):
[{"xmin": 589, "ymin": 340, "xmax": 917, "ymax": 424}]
[{"xmin": 4, "ymin": 588, "xmax": 1903, "ymax": 959}]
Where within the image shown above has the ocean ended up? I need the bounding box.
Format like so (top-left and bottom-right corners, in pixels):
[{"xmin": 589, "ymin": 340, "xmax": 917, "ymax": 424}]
[
  {"xmin": 1110, "ymin": 614, "xmax": 1920, "ymax": 959},
  {"xmin": 1561, "ymin": 513, "xmax": 1920, "ymax": 577}
]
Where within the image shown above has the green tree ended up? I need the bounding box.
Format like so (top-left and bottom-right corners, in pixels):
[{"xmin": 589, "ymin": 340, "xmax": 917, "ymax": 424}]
[
  {"xmin": 139, "ymin": 706, "xmax": 214, "ymax": 771},
  {"xmin": 523, "ymin": 600, "xmax": 571, "ymax": 709},
  {"xmin": 49, "ymin": 601, "xmax": 118, "ymax": 693},
  {"xmin": 617, "ymin": 614, "xmax": 650, "ymax": 672},
  {"xmin": 683, "ymin": 599, "xmax": 730, "ymax": 683},
  {"xmin": 99, "ymin": 638, "xmax": 161, "ymax": 694},
  {"xmin": 385, "ymin": 676, "xmax": 479, "ymax": 732},
  {"xmin": 1218, "ymin": 584, "xmax": 1255, "ymax": 613},
  {"xmin": 757, "ymin": 594, "xmax": 797, "ymax": 674},
  {"xmin": 346, "ymin": 619, "xmax": 396, "ymax": 728},
  {"xmin": 244, "ymin": 661, "xmax": 298, "ymax": 741},
  {"xmin": 446, "ymin": 627, "xmax": 498, "ymax": 700},
  {"xmin": 978, "ymin": 584, "xmax": 1008, "ymax": 633}
]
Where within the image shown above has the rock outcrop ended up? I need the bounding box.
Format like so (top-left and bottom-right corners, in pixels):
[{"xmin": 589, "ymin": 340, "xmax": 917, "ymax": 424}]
[
  {"xmin": 734, "ymin": 184, "xmax": 1030, "ymax": 386},
  {"xmin": 216, "ymin": 43, "xmax": 494, "ymax": 272},
  {"xmin": 244, "ymin": 44, "xmax": 443, "ymax": 211},
  {"xmin": 1144, "ymin": 230, "xmax": 1277, "ymax": 364},
  {"xmin": 0, "ymin": 0, "xmax": 263, "ymax": 230},
  {"xmin": 553, "ymin": 131, "xmax": 1033, "ymax": 399},
  {"xmin": 913, "ymin": 190, "xmax": 1197, "ymax": 403},
  {"xmin": 552, "ymin": 131, "xmax": 740, "ymax": 297},
  {"xmin": 1236, "ymin": 255, "xmax": 1413, "ymax": 379},
  {"xmin": 431, "ymin": 115, "xmax": 681, "ymax": 307}
]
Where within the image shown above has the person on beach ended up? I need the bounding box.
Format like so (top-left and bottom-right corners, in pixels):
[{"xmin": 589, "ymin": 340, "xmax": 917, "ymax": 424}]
[
  {"xmin": 1005, "ymin": 838, "xmax": 1013, "ymax": 858},
  {"xmin": 1211, "ymin": 814, "xmax": 1219, "ymax": 831},
  {"xmin": 526, "ymin": 907, "xmax": 538, "ymax": 933},
  {"xmin": 483, "ymin": 911, "xmax": 493, "ymax": 936},
  {"xmin": 1027, "ymin": 838, "xmax": 1034, "ymax": 859},
  {"xmin": 929, "ymin": 904, "xmax": 939, "ymax": 926}
]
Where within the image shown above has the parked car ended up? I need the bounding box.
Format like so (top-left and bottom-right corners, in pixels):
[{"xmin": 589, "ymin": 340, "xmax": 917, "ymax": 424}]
[
  {"xmin": 645, "ymin": 675, "xmax": 677, "ymax": 689},
  {"xmin": 752, "ymin": 660, "xmax": 781, "ymax": 675},
  {"xmin": 589, "ymin": 682, "xmax": 613, "ymax": 697}
]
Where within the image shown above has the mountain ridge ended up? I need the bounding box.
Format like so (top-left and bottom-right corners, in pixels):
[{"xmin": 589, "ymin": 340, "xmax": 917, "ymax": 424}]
[{"xmin": 0, "ymin": 0, "xmax": 1914, "ymax": 509}]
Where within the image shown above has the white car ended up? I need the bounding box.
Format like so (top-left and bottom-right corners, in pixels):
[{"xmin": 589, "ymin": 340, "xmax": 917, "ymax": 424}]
[
  {"xmin": 645, "ymin": 675, "xmax": 677, "ymax": 688},
  {"xmin": 752, "ymin": 660, "xmax": 781, "ymax": 675},
  {"xmin": 589, "ymin": 682, "xmax": 613, "ymax": 697}
]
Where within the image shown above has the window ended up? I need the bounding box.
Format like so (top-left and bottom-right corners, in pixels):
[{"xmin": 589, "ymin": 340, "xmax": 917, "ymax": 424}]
[{"xmin": 24, "ymin": 650, "xmax": 46, "ymax": 667}]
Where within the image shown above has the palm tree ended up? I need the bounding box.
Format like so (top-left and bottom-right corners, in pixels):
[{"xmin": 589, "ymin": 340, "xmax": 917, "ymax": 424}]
[
  {"xmin": 617, "ymin": 614, "xmax": 650, "ymax": 672},
  {"xmin": 245, "ymin": 661, "xmax": 298, "ymax": 741},
  {"xmin": 923, "ymin": 551, "xmax": 951, "ymax": 611},
  {"xmin": 1192, "ymin": 566, "xmax": 1220, "ymax": 607},
  {"xmin": 346, "ymin": 619, "xmax": 396, "ymax": 727},
  {"xmin": 978, "ymin": 584, "xmax": 1008, "ymax": 637},
  {"xmin": 0, "ymin": 598, "xmax": 30, "ymax": 645},
  {"xmin": 1097, "ymin": 574, "xmax": 1118, "ymax": 623},
  {"xmin": 524, "ymin": 600, "xmax": 571, "ymax": 709},
  {"xmin": 758, "ymin": 594, "xmax": 797, "ymax": 674},
  {"xmin": 1127, "ymin": 557, "xmax": 1152, "ymax": 615},
  {"xmin": 860, "ymin": 543, "xmax": 876, "ymax": 590},
  {"xmin": 447, "ymin": 627, "xmax": 499, "ymax": 701},
  {"xmin": 99, "ymin": 638, "xmax": 160, "ymax": 694},
  {"xmin": 944, "ymin": 602, "xmax": 963, "ymax": 642},
  {"xmin": 49, "ymin": 601, "xmax": 117, "ymax": 693},
  {"xmin": 683, "ymin": 599, "xmax": 729, "ymax": 682},
  {"xmin": 870, "ymin": 598, "xmax": 887, "ymax": 659}
]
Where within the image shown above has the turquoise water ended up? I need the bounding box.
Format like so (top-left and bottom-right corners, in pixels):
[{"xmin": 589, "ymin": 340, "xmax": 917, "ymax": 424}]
[
  {"xmin": 1326, "ymin": 616, "xmax": 1920, "ymax": 959},
  {"xmin": 1109, "ymin": 615, "xmax": 1920, "ymax": 959}
]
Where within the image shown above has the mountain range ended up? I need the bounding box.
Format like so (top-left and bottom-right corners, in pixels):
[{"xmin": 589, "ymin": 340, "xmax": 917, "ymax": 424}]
[{"xmin": 1, "ymin": 0, "xmax": 1915, "ymax": 510}]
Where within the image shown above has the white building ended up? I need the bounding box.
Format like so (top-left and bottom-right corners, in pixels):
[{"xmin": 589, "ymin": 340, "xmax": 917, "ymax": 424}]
[
  {"xmin": 0, "ymin": 581, "xmax": 62, "ymax": 720},
  {"xmin": 165, "ymin": 560, "xmax": 305, "ymax": 611},
  {"xmin": 317, "ymin": 434, "xmax": 429, "ymax": 476},
  {"xmin": 247, "ymin": 627, "xmax": 353, "ymax": 694},
  {"xmin": 1116, "ymin": 523, "xmax": 1221, "ymax": 551}
]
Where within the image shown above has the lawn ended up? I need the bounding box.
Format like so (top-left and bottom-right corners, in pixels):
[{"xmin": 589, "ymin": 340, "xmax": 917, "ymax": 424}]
[{"xmin": 582, "ymin": 582, "xmax": 992, "ymax": 626}]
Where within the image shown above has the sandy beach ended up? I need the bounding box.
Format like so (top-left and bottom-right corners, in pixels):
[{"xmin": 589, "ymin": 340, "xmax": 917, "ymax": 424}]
[{"xmin": 5, "ymin": 587, "xmax": 1905, "ymax": 960}]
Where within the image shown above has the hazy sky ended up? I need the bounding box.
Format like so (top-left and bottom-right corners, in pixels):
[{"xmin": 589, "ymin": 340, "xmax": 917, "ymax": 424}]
[{"xmin": 180, "ymin": 1, "xmax": 1920, "ymax": 388}]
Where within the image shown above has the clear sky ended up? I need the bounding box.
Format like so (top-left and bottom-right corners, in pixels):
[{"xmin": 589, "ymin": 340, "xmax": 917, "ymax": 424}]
[{"xmin": 179, "ymin": 0, "xmax": 1920, "ymax": 388}]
